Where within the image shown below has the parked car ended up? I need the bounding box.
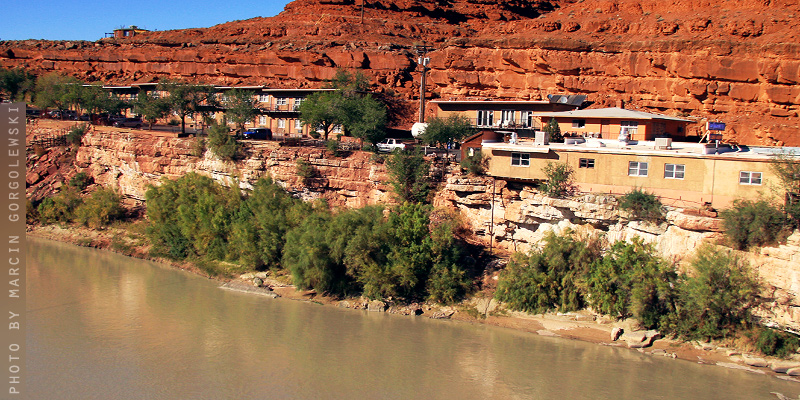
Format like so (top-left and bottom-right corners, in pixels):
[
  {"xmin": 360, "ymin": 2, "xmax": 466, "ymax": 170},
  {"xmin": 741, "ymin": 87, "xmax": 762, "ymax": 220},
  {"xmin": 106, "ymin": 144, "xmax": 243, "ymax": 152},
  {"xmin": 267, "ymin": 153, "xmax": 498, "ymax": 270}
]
[
  {"xmin": 26, "ymin": 108, "xmax": 42, "ymax": 118},
  {"xmin": 242, "ymin": 128, "xmax": 272, "ymax": 140},
  {"xmin": 376, "ymin": 138, "xmax": 409, "ymax": 152},
  {"xmin": 48, "ymin": 110, "xmax": 77, "ymax": 120},
  {"xmin": 113, "ymin": 117, "xmax": 143, "ymax": 128}
]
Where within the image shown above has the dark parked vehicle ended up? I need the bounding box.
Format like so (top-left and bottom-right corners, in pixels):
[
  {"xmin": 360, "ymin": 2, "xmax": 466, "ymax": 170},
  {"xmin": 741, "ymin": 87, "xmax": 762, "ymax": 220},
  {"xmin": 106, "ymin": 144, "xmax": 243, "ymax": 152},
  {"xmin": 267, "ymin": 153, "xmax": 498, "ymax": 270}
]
[
  {"xmin": 242, "ymin": 128, "xmax": 272, "ymax": 140},
  {"xmin": 48, "ymin": 110, "xmax": 77, "ymax": 120},
  {"xmin": 113, "ymin": 117, "xmax": 143, "ymax": 129}
]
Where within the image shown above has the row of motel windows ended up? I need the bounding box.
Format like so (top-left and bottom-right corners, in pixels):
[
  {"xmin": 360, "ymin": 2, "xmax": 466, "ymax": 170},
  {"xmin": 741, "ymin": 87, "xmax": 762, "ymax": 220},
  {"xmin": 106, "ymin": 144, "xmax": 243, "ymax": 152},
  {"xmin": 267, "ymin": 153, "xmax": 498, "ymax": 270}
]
[
  {"xmin": 256, "ymin": 95, "xmax": 304, "ymax": 106},
  {"xmin": 509, "ymin": 153, "xmax": 763, "ymax": 185},
  {"xmin": 477, "ymin": 110, "xmax": 536, "ymax": 127}
]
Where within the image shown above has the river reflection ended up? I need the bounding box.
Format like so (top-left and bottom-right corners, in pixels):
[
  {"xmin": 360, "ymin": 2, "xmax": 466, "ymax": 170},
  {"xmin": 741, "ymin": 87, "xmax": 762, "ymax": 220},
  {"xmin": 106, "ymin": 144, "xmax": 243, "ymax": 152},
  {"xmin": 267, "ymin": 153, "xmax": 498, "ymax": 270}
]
[{"xmin": 27, "ymin": 237, "xmax": 799, "ymax": 399}]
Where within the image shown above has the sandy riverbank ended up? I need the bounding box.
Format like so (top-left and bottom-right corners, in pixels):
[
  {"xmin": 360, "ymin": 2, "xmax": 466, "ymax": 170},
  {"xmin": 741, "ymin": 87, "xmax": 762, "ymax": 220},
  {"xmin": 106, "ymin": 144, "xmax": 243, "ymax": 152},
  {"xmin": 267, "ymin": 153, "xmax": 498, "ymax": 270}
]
[{"xmin": 26, "ymin": 223, "xmax": 800, "ymax": 386}]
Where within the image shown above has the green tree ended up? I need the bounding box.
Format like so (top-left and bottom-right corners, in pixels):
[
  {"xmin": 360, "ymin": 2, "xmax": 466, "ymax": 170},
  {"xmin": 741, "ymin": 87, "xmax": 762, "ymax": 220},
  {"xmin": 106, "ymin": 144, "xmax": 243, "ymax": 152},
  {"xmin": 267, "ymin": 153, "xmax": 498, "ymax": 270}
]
[
  {"xmin": 420, "ymin": 114, "xmax": 474, "ymax": 148},
  {"xmin": 769, "ymin": 151, "xmax": 800, "ymax": 229},
  {"xmin": 74, "ymin": 188, "xmax": 125, "ymax": 229},
  {"xmin": 720, "ymin": 199, "xmax": 787, "ymax": 250},
  {"xmin": 539, "ymin": 162, "xmax": 575, "ymax": 198},
  {"xmin": 343, "ymin": 94, "xmax": 387, "ymax": 146},
  {"xmin": 159, "ymin": 80, "xmax": 217, "ymax": 135},
  {"xmin": 33, "ymin": 73, "xmax": 80, "ymax": 112},
  {"xmin": 584, "ymin": 238, "xmax": 676, "ymax": 329},
  {"xmin": 672, "ymin": 244, "xmax": 760, "ymax": 340},
  {"xmin": 133, "ymin": 91, "xmax": 171, "ymax": 129},
  {"xmin": 460, "ymin": 149, "xmax": 488, "ymax": 175},
  {"xmin": 543, "ymin": 118, "xmax": 563, "ymax": 143},
  {"xmin": 223, "ymin": 89, "xmax": 259, "ymax": 134},
  {"xmin": 0, "ymin": 68, "xmax": 35, "ymax": 101},
  {"xmin": 386, "ymin": 149, "xmax": 432, "ymax": 203},
  {"xmin": 298, "ymin": 90, "xmax": 343, "ymax": 140},
  {"xmin": 206, "ymin": 123, "xmax": 239, "ymax": 160}
]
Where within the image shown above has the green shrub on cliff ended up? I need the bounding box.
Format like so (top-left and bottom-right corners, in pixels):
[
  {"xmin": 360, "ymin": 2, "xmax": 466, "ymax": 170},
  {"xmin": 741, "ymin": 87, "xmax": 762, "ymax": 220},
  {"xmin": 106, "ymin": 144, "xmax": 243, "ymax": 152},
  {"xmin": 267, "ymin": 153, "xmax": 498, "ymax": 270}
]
[
  {"xmin": 720, "ymin": 199, "xmax": 788, "ymax": 250},
  {"xmin": 670, "ymin": 244, "xmax": 760, "ymax": 340},
  {"xmin": 495, "ymin": 231, "xmax": 598, "ymax": 313},
  {"xmin": 206, "ymin": 123, "xmax": 239, "ymax": 160},
  {"xmin": 584, "ymin": 238, "xmax": 676, "ymax": 330},
  {"xmin": 74, "ymin": 188, "xmax": 125, "ymax": 229},
  {"xmin": 37, "ymin": 188, "xmax": 82, "ymax": 224}
]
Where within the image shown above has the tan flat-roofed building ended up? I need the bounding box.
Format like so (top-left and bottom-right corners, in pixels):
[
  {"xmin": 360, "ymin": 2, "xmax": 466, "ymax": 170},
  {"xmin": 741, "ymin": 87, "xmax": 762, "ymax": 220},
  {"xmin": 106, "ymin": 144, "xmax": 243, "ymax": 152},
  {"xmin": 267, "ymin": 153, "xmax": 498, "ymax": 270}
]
[{"xmin": 484, "ymin": 138, "xmax": 798, "ymax": 209}]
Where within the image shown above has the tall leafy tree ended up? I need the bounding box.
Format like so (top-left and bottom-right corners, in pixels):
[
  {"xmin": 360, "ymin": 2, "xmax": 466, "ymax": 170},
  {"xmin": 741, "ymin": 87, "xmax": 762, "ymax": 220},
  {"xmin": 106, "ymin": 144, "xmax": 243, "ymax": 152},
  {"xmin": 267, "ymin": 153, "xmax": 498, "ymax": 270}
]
[
  {"xmin": 299, "ymin": 69, "xmax": 387, "ymax": 143},
  {"xmin": 223, "ymin": 88, "xmax": 259, "ymax": 134},
  {"xmin": 420, "ymin": 114, "xmax": 474, "ymax": 148},
  {"xmin": 33, "ymin": 73, "xmax": 80, "ymax": 112},
  {"xmin": 0, "ymin": 68, "xmax": 36, "ymax": 102},
  {"xmin": 133, "ymin": 91, "xmax": 170, "ymax": 129},
  {"xmin": 159, "ymin": 80, "xmax": 217, "ymax": 135}
]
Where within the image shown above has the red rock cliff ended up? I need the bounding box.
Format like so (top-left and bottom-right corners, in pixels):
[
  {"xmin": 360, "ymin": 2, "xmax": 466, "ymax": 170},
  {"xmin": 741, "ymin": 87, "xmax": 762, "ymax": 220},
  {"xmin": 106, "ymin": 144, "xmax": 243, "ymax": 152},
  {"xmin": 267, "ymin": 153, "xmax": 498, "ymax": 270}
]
[{"xmin": 3, "ymin": 0, "xmax": 799, "ymax": 145}]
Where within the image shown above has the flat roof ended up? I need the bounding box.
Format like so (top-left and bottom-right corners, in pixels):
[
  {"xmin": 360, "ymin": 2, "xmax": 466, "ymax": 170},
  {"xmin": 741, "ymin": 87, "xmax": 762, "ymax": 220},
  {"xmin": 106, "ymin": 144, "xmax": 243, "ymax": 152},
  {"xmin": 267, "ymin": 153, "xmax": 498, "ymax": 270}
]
[
  {"xmin": 536, "ymin": 107, "xmax": 692, "ymax": 122},
  {"xmin": 431, "ymin": 100, "xmax": 550, "ymax": 105},
  {"xmin": 483, "ymin": 138, "xmax": 800, "ymax": 161}
]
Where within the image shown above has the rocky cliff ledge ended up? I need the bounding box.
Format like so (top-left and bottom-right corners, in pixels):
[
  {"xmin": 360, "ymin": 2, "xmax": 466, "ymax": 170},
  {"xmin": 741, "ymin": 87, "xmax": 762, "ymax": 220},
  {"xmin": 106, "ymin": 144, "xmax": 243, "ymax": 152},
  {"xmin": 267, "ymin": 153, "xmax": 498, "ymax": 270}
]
[{"xmin": 25, "ymin": 127, "xmax": 800, "ymax": 330}]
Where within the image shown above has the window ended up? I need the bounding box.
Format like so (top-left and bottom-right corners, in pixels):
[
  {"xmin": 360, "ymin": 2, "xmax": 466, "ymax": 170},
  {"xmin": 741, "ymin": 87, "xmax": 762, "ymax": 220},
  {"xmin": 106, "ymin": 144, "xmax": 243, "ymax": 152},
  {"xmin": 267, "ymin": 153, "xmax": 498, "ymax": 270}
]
[
  {"xmin": 295, "ymin": 119, "xmax": 302, "ymax": 132},
  {"xmin": 294, "ymin": 98, "xmax": 303, "ymax": 110},
  {"xmin": 739, "ymin": 171, "xmax": 762, "ymax": 185},
  {"xmin": 275, "ymin": 97, "xmax": 287, "ymax": 106},
  {"xmin": 628, "ymin": 161, "xmax": 648, "ymax": 177},
  {"xmin": 621, "ymin": 121, "xmax": 639, "ymax": 137},
  {"xmin": 579, "ymin": 158, "xmax": 595, "ymax": 169},
  {"xmin": 258, "ymin": 115, "xmax": 267, "ymax": 126},
  {"xmin": 522, "ymin": 111, "xmax": 534, "ymax": 128},
  {"xmin": 501, "ymin": 110, "xmax": 515, "ymax": 126},
  {"xmin": 664, "ymin": 164, "xmax": 685, "ymax": 179},
  {"xmin": 332, "ymin": 124, "xmax": 342, "ymax": 133},
  {"xmin": 572, "ymin": 119, "xmax": 586, "ymax": 128},
  {"xmin": 511, "ymin": 153, "xmax": 530, "ymax": 167},
  {"xmin": 258, "ymin": 94, "xmax": 269, "ymax": 103},
  {"xmin": 277, "ymin": 119, "xmax": 286, "ymax": 129},
  {"xmin": 477, "ymin": 110, "xmax": 494, "ymax": 127}
]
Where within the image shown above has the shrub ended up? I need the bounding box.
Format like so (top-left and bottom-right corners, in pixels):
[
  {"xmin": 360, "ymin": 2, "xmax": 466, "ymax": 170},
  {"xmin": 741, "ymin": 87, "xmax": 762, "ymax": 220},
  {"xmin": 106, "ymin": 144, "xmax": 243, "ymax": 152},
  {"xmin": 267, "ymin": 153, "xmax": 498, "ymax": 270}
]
[
  {"xmin": 37, "ymin": 188, "xmax": 82, "ymax": 224},
  {"xmin": 754, "ymin": 328, "xmax": 800, "ymax": 358},
  {"xmin": 74, "ymin": 188, "xmax": 125, "ymax": 229},
  {"xmin": 720, "ymin": 199, "xmax": 788, "ymax": 250},
  {"xmin": 167, "ymin": 118, "xmax": 180, "ymax": 126},
  {"xmin": 326, "ymin": 140, "xmax": 340, "ymax": 156},
  {"xmin": 66, "ymin": 124, "xmax": 89, "ymax": 146},
  {"xmin": 69, "ymin": 172, "xmax": 93, "ymax": 191},
  {"xmin": 495, "ymin": 231, "xmax": 599, "ymax": 313},
  {"xmin": 191, "ymin": 137, "xmax": 206, "ymax": 157},
  {"xmin": 539, "ymin": 162, "xmax": 575, "ymax": 198},
  {"xmin": 618, "ymin": 188, "xmax": 664, "ymax": 222},
  {"xmin": 460, "ymin": 149, "xmax": 488, "ymax": 176},
  {"xmin": 386, "ymin": 149, "xmax": 432, "ymax": 204},
  {"xmin": 671, "ymin": 244, "xmax": 760, "ymax": 340},
  {"xmin": 206, "ymin": 123, "xmax": 239, "ymax": 160},
  {"xmin": 584, "ymin": 238, "xmax": 676, "ymax": 329},
  {"xmin": 295, "ymin": 158, "xmax": 315, "ymax": 181}
]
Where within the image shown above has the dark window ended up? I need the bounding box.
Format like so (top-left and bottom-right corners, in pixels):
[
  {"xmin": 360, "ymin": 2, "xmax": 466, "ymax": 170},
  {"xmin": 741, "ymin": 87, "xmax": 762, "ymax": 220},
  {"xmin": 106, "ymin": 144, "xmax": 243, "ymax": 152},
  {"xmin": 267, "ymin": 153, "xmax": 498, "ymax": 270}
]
[
  {"xmin": 579, "ymin": 158, "xmax": 595, "ymax": 169},
  {"xmin": 511, "ymin": 153, "xmax": 530, "ymax": 167},
  {"xmin": 572, "ymin": 119, "xmax": 586, "ymax": 128},
  {"xmin": 628, "ymin": 161, "xmax": 648, "ymax": 177}
]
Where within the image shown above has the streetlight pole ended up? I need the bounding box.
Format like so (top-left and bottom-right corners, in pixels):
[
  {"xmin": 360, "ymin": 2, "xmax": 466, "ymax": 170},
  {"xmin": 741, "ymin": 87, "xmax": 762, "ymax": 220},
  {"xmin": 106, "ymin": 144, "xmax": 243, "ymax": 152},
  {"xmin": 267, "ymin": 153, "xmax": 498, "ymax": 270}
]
[{"xmin": 416, "ymin": 45, "xmax": 432, "ymax": 123}]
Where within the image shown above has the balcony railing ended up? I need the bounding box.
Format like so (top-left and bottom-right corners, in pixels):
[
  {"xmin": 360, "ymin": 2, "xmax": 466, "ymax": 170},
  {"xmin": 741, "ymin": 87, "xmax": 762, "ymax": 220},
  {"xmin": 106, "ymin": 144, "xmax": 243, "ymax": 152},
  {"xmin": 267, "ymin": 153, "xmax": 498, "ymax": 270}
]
[
  {"xmin": 467, "ymin": 118, "xmax": 542, "ymax": 131},
  {"xmin": 260, "ymin": 105, "xmax": 301, "ymax": 113}
]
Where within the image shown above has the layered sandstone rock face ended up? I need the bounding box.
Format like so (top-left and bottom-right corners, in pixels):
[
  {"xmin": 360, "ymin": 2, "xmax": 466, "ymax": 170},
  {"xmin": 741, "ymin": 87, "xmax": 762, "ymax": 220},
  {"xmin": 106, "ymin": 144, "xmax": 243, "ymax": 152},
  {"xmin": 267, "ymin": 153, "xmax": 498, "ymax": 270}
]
[{"xmin": 3, "ymin": 0, "xmax": 799, "ymax": 145}]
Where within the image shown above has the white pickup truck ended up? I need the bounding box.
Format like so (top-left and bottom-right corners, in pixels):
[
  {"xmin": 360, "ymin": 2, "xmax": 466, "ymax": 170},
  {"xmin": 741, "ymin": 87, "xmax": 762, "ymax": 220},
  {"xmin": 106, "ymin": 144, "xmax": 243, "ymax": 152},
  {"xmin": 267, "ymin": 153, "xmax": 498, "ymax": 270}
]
[{"xmin": 376, "ymin": 138, "xmax": 408, "ymax": 152}]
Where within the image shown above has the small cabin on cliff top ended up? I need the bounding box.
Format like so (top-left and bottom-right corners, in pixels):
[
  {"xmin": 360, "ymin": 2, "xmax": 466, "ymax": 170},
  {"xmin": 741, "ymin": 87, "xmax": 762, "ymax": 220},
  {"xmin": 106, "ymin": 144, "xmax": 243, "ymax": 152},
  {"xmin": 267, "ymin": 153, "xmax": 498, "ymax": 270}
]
[{"xmin": 112, "ymin": 26, "xmax": 149, "ymax": 39}]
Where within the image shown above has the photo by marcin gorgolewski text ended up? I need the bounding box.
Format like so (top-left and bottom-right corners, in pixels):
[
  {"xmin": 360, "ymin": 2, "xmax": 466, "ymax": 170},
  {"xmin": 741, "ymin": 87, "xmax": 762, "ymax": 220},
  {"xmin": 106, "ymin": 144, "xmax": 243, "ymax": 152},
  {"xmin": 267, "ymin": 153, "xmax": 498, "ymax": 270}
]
[{"xmin": 2, "ymin": 103, "xmax": 26, "ymax": 396}]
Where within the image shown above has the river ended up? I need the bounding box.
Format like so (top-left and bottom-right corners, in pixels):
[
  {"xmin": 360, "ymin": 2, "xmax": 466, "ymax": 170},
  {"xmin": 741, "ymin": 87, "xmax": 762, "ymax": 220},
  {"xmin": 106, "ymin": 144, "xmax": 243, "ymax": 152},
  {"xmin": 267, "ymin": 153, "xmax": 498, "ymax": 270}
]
[{"xmin": 26, "ymin": 237, "xmax": 800, "ymax": 399}]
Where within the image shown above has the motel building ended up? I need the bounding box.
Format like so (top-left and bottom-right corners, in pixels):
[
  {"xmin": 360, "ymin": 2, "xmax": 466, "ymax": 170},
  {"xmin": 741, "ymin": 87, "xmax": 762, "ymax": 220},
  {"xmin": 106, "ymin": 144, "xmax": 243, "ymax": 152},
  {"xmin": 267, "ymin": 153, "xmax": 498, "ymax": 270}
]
[{"xmin": 482, "ymin": 134, "xmax": 800, "ymax": 210}]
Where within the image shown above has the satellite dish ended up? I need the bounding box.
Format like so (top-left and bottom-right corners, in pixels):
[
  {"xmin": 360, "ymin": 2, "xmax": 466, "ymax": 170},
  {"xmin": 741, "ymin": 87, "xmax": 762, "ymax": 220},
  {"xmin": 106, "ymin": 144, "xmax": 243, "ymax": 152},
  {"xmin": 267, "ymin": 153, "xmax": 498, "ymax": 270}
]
[{"xmin": 411, "ymin": 122, "xmax": 428, "ymax": 138}]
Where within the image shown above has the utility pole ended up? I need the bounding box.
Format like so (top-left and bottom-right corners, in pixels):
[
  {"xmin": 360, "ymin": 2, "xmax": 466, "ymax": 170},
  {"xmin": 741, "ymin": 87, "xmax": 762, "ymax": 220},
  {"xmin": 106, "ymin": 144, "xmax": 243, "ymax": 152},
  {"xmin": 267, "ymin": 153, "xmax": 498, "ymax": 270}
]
[{"xmin": 416, "ymin": 45, "xmax": 432, "ymax": 123}]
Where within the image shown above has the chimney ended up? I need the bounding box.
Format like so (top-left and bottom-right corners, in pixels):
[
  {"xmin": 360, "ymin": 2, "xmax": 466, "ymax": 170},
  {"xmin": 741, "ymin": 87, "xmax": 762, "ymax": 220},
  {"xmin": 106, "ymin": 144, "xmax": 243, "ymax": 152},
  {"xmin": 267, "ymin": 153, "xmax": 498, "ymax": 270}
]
[{"xmin": 616, "ymin": 99, "xmax": 625, "ymax": 109}]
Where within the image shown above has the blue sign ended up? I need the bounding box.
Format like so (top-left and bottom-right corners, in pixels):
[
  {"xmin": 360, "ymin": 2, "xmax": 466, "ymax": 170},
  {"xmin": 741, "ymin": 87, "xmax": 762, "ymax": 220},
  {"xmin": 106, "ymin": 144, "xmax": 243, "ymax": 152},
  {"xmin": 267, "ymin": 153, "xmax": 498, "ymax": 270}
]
[{"xmin": 707, "ymin": 122, "xmax": 726, "ymax": 131}]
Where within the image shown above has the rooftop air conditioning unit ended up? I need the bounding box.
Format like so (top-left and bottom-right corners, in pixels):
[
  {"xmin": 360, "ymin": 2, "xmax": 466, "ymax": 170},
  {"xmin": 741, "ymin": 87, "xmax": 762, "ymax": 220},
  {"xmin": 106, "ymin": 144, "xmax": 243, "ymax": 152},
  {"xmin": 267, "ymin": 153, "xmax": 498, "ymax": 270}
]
[
  {"xmin": 654, "ymin": 137, "xmax": 672, "ymax": 150},
  {"xmin": 534, "ymin": 130, "xmax": 549, "ymax": 145}
]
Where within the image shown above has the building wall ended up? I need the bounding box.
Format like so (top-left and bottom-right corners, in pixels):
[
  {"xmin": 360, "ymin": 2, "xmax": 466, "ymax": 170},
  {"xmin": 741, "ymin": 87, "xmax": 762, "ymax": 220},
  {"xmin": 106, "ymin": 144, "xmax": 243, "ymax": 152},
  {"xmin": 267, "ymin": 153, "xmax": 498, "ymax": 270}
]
[
  {"xmin": 543, "ymin": 117, "xmax": 688, "ymax": 141},
  {"xmin": 487, "ymin": 148, "xmax": 778, "ymax": 209}
]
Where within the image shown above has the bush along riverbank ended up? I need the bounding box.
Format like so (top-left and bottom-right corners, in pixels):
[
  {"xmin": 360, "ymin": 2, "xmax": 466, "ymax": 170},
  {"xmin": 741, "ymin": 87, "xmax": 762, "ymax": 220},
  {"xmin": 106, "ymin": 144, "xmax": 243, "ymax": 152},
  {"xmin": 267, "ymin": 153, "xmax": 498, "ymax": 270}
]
[{"xmin": 26, "ymin": 173, "xmax": 800, "ymax": 380}]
